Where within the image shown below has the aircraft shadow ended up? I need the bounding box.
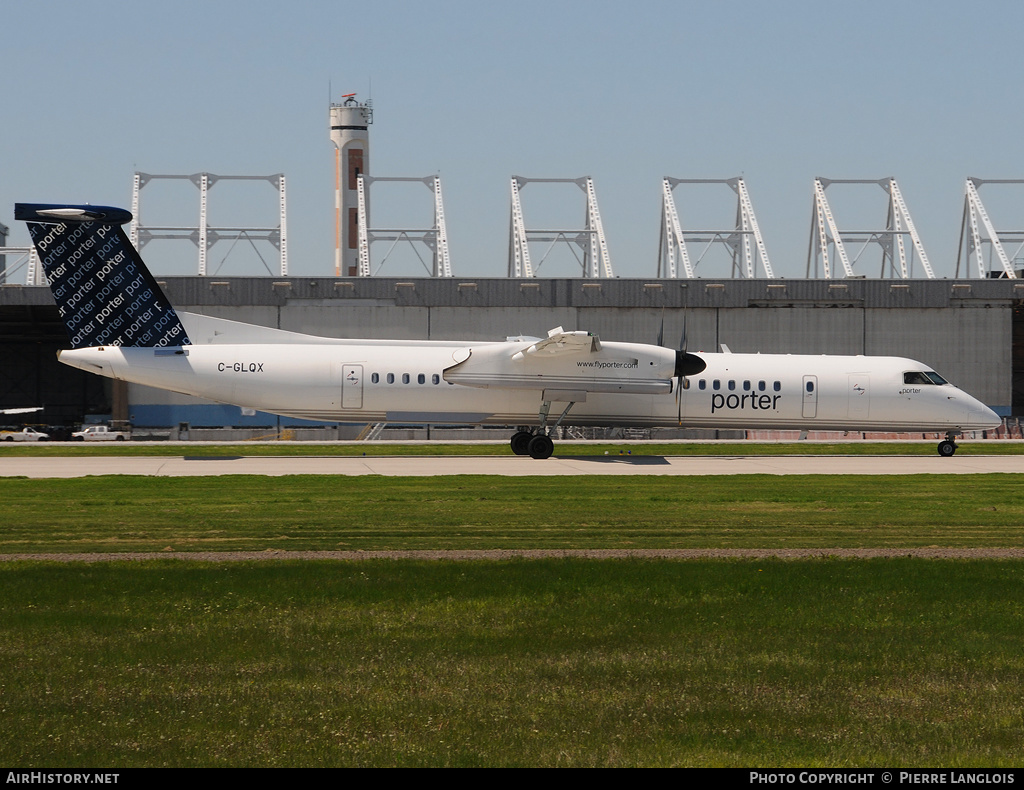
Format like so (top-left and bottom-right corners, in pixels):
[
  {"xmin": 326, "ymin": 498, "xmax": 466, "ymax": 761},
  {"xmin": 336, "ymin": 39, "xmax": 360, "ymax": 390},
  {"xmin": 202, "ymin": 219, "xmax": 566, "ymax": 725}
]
[{"xmin": 559, "ymin": 455, "xmax": 672, "ymax": 466}]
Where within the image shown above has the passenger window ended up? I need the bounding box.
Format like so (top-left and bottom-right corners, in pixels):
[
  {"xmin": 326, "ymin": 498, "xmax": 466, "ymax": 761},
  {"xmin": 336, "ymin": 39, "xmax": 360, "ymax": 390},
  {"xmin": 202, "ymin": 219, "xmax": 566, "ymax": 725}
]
[
  {"xmin": 743, "ymin": 380, "xmax": 751, "ymax": 391},
  {"xmin": 371, "ymin": 373, "xmax": 379, "ymax": 384},
  {"xmin": 386, "ymin": 373, "xmax": 394, "ymax": 384},
  {"xmin": 773, "ymin": 381, "xmax": 781, "ymax": 392},
  {"xmin": 806, "ymin": 381, "xmax": 815, "ymax": 393},
  {"xmin": 713, "ymin": 380, "xmax": 721, "ymax": 391},
  {"xmin": 698, "ymin": 380, "xmax": 706, "ymax": 390},
  {"xmin": 728, "ymin": 380, "xmax": 736, "ymax": 391},
  {"xmin": 758, "ymin": 381, "xmax": 766, "ymax": 392},
  {"xmin": 402, "ymin": 373, "xmax": 410, "ymax": 384},
  {"xmin": 682, "ymin": 378, "xmax": 690, "ymax": 390},
  {"xmin": 418, "ymin": 374, "xmax": 425, "ymax": 384},
  {"xmin": 432, "ymin": 374, "xmax": 440, "ymax": 385}
]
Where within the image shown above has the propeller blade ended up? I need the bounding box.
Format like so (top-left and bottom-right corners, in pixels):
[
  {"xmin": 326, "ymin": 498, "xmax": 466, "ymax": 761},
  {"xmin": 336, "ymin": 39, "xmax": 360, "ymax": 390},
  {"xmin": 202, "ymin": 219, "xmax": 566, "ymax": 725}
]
[
  {"xmin": 675, "ymin": 305, "xmax": 694, "ymax": 426},
  {"xmin": 674, "ymin": 352, "xmax": 704, "ymax": 426}
]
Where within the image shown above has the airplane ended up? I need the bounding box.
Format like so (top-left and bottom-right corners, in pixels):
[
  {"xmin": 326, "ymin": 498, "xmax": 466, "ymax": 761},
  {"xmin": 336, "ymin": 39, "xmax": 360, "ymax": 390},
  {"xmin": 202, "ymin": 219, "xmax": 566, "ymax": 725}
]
[{"xmin": 16, "ymin": 202, "xmax": 1001, "ymax": 458}]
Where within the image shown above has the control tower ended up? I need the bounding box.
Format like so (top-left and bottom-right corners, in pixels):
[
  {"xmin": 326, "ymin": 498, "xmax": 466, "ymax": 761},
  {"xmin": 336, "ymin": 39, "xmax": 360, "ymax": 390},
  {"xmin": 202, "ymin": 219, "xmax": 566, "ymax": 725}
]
[{"xmin": 329, "ymin": 94, "xmax": 373, "ymax": 276}]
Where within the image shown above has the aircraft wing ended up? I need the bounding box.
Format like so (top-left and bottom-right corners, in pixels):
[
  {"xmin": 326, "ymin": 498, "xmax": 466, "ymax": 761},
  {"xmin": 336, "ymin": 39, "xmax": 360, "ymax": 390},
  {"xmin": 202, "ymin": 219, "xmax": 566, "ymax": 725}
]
[{"xmin": 444, "ymin": 328, "xmax": 674, "ymax": 395}]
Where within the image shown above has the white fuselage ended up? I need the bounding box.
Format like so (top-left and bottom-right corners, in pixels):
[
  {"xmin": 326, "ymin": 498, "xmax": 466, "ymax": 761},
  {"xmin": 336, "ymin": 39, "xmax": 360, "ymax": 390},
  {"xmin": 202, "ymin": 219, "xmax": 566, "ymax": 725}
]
[{"xmin": 57, "ymin": 334, "xmax": 1001, "ymax": 434}]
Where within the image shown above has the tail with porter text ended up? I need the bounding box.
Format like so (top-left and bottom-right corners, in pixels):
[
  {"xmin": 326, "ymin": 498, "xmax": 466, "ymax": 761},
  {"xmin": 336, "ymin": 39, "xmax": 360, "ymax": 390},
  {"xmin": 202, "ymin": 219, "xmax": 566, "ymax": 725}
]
[{"xmin": 15, "ymin": 203, "xmax": 190, "ymax": 349}]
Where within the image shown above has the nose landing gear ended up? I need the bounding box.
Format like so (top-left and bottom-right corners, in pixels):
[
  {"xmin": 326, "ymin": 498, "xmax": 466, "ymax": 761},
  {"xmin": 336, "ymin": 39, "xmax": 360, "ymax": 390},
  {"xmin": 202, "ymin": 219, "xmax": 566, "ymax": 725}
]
[{"xmin": 937, "ymin": 431, "xmax": 959, "ymax": 457}]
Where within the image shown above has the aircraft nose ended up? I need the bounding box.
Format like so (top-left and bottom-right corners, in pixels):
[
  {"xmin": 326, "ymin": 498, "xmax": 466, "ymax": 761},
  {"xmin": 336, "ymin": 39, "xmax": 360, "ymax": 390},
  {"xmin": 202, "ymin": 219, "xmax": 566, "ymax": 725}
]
[
  {"xmin": 975, "ymin": 403, "xmax": 1002, "ymax": 430},
  {"xmin": 962, "ymin": 396, "xmax": 1002, "ymax": 430}
]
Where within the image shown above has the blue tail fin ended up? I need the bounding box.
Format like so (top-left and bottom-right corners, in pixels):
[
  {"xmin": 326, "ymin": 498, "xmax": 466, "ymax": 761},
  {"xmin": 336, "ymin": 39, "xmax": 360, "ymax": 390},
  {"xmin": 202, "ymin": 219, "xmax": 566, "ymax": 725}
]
[{"xmin": 15, "ymin": 203, "xmax": 191, "ymax": 349}]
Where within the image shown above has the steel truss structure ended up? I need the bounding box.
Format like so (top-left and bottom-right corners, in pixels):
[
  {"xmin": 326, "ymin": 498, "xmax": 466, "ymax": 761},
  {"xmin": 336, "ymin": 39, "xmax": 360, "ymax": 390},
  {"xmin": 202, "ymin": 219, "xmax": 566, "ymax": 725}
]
[
  {"xmin": 130, "ymin": 172, "xmax": 288, "ymax": 276},
  {"xmin": 0, "ymin": 247, "xmax": 40, "ymax": 286},
  {"xmin": 657, "ymin": 177, "xmax": 774, "ymax": 279},
  {"xmin": 0, "ymin": 219, "xmax": 44, "ymax": 285},
  {"xmin": 355, "ymin": 175, "xmax": 452, "ymax": 277},
  {"xmin": 507, "ymin": 176, "xmax": 613, "ymax": 278},
  {"xmin": 957, "ymin": 178, "xmax": 1023, "ymax": 279},
  {"xmin": 807, "ymin": 177, "xmax": 934, "ymax": 279}
]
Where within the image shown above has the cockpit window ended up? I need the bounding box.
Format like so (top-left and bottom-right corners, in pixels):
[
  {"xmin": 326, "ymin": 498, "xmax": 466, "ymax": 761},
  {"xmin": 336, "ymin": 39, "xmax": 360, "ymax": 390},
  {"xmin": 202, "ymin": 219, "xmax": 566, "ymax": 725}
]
[{"xmin": 904, "ymin": 371, "xmax": 948, "ymax": 385}]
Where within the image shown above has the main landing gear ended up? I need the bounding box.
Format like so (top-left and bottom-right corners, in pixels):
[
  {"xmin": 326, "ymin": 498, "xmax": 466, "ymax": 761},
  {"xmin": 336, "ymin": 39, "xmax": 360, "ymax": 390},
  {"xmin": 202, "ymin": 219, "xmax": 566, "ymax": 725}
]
[
  {"xmin": 509, "ymin": 398, "xmax": 576, "ymax": 459},
  {"xmin": 937, "ymin": 431, "xmax": 958, "ymax": 457},
  {"xmin": 510, "ymin": 430, "xmax": 554, "ymax": 460}
]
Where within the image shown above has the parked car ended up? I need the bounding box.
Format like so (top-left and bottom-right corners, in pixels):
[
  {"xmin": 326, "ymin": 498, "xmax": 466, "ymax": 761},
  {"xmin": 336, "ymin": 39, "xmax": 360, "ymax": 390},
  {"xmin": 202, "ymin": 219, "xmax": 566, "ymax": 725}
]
[
  {"xmin": 0, "ymin": 427, "xmax": 50, "ymax": 442},
  {"xmin": 71, "ymin": 425, "xmax": 131, "ymax": 442},
  {"xmin": 43, "ymin": 425, "xmax": 74, "ymax": 442}
]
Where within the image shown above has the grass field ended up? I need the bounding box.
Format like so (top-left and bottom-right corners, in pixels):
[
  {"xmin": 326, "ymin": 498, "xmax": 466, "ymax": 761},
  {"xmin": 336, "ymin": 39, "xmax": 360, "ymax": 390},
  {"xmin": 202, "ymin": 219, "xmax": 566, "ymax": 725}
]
[
  {"xmin": 2, "ymin": 558, "xmax": 1023, "ymax": 767},
  {"xmin": 2, "ymin": 468, "xmax": 1023, "ymax": 766},
  {"xmin": 2, "ymin": 474, "xmax": 1024, "ymax": 552}
]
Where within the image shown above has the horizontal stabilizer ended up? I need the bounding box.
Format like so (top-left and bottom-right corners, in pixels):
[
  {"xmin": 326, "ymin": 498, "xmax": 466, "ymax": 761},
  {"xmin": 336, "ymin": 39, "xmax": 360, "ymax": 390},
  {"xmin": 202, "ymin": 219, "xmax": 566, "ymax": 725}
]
[{"xmin": 15, "ymin": 204, "xmax": 133, "ymax": 225}]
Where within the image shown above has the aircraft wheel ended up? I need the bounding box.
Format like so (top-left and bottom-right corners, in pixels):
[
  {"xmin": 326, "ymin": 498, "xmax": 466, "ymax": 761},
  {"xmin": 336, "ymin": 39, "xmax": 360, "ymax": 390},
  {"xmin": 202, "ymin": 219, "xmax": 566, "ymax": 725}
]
[
  {"xmin": 527, "ymin": 434, "xmax": 554, "ymax": 460},
  {"xmin": 937, "ymin": 440, "xmax": 957, "ymax": 457},
  {"xmin": 510, "ymin": 430, "xmax": 533, "ymax": 456}
]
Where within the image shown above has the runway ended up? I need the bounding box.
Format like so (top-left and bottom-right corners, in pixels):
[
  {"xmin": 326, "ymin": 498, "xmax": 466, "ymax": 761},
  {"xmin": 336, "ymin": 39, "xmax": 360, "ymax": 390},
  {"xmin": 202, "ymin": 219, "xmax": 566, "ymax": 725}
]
[{"xmin": 3, "ymin": 453, "xmax": 1024, "ymax": 478}]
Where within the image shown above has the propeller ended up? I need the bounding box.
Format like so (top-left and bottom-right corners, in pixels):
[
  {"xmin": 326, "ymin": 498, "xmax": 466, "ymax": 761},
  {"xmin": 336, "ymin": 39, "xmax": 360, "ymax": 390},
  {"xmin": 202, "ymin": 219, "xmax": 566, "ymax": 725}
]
[{"xmin": 658, "ymin": 310, "xmax": 707, "ymax": 425}]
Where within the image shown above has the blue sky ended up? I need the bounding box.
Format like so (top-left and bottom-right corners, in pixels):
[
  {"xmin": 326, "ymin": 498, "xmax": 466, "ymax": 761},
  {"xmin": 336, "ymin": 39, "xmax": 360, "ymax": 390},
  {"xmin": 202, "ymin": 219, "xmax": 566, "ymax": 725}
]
[{"xmin": 3, "ymin": 0, "xmax": 1024, "ymax": 279}]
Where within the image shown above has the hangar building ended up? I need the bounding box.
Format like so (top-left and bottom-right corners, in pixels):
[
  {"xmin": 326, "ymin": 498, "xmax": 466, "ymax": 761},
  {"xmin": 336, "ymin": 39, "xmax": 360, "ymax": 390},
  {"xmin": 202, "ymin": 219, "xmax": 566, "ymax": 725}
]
[{"xmin": 1, "ymin": 276, "xmax": 1020, "ymax": 432}]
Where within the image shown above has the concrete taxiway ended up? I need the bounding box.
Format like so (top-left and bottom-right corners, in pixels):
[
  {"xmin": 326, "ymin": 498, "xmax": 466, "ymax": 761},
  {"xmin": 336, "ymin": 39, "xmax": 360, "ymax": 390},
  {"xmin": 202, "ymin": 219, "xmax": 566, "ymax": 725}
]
[{"xmin": 3, "ymin": 453, "xmax": 1024, "ymax": 478}]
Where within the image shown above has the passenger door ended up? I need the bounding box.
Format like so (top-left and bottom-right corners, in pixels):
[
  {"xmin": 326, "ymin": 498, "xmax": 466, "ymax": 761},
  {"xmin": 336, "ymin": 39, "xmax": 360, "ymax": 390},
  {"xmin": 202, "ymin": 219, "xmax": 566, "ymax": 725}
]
[
  {"xmin": 342, "ymin": 364, "xmax": 363, "ymax": 409},
  {"xmin": 802, "ymin": 375, "xmax": 818, "ymax": 418},
  {"xmin": 848, "ymin": 375, "xmax": 870, "ymax": 420}
]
